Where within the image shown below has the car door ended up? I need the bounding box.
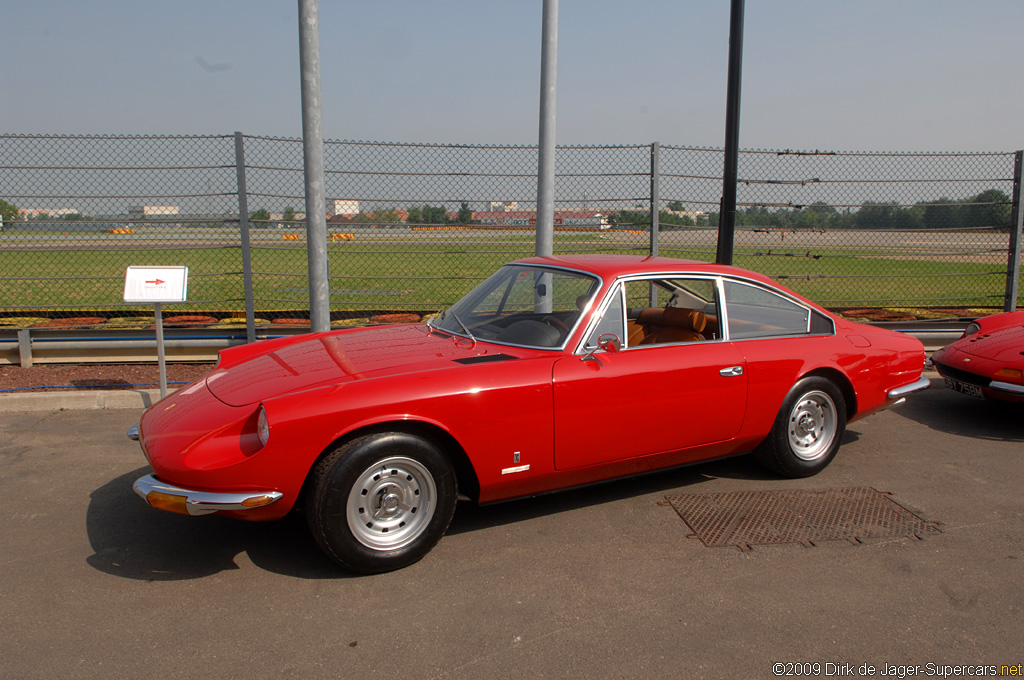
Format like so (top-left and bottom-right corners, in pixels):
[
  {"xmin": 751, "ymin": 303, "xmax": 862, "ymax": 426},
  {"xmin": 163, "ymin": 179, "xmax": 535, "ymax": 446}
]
[{"xmin": 552, "ymin": 277, "xmax": 748, "ymax": 471}]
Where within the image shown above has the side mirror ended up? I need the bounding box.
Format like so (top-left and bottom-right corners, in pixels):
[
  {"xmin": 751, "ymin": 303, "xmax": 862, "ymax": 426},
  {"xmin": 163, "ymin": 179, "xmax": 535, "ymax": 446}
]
[
  {"xmin": 582, "ymin": 333, "xmax": 622, "ymax": 364},
  {"xmin": 598, "ymin": 333, "xmax": 621, "ymax": 353}
]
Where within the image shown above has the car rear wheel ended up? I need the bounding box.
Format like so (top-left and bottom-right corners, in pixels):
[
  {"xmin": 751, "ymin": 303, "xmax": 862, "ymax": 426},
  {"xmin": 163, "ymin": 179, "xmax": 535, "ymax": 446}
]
[
  {"xmin": 307, "ymin": 432, "xmax": 457, "ymax": 574},
  {"xmin": 754, "ymin": 376, "xmax": 847, "ymax": 478}
]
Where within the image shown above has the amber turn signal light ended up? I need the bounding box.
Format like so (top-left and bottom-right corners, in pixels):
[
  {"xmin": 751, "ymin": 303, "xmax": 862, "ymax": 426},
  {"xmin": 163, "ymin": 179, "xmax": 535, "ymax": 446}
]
[
  {"xmin": 146, "ymin": 490, "xmax": 190, "ymax": 515},
  {"xmin": 241, "ymin": 495, "xmax": 277, "ymax": 508}
]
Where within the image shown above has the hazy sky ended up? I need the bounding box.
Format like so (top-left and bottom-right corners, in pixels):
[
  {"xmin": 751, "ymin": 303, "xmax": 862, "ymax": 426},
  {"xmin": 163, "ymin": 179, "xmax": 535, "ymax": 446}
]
[{"xmin": 3, "ymin": 0, "xmax": 1021, "ymax": 152}]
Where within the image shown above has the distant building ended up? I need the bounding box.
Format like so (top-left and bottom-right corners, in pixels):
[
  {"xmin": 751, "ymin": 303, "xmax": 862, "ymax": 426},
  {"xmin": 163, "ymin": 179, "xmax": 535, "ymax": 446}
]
[
  {"xmin": 332, "ymin": 200, "xmax": 359, "ymax": 216},
  {"xmin": 128, "ymin": 205, "xmax": 180, "ymax": 217},
  {"xmin": 489, "ymin": 201, "xmax": 519, "ymax": 212},
  {"xmin": 665, "ymin": 208, "xmax": 706, "ymax": 222},
  {"xmin": 18, "ymin": 208, "xmax": 81, "ymax": 219},
  {"xmin": 475, "ymin": 210, "xmax": 609, "ymax": 229}
]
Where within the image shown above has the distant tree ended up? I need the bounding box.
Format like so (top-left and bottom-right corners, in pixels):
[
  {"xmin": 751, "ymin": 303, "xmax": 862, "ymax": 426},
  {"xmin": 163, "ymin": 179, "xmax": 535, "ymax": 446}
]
[
  {"xmin": 351, "ymin": 209, "xmax": 401, "ymax": 224},
  {"xmin": 282, "ymin": 206, "xmax": 296, "ymax": 222},
  {"xmin": 456, "ymin": 202, "xmax": 473, "ymax": 224},
  {"xmin": 609, "ymin": 210, "xmax": 649, "ymax": 227},
  {"xmin": 667, "ymin": 201, "xmax": 686, "ymax": 211},
  {"xmin": 420, "ymin": 205, "xmax": 449, "ymax": 224},
  {"xmin": 659, "ymin": 210, "xmax": 694, "ymax": 227},
  {"xmin": 0, "ymin": 199, "xmax": 17, "ymax": 226},
  {"xmin": 892, "ymin": 206, "xmax": 924, "ymax": 230},
  {"xmin": 855, "ymin": 202, "xmax": 899, "ymax": 229},
  {"xmin": 961, "ymin": 189, "xmax": 1011, "ymax": 229},
  {"xmin": 922, "ymin": 199, "xmax": 961, "ymax": 230},
  {"xmin": 250, "ymin": 209, "xmax": 270, "ymax": 221},
  {"xmin": 406, "ymin": 206, "xmax": 423, "ymax": 225}
]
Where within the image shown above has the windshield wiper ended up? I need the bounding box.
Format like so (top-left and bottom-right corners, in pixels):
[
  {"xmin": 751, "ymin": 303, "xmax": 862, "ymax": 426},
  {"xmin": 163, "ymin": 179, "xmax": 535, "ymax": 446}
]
[{"xmin": 450, "ymin": 311, "xmax": 476, "ymax": 344}]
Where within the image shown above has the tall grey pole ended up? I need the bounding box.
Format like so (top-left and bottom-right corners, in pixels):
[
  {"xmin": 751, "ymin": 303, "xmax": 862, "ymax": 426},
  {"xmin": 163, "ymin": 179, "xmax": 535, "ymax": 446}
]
[
  {"xmin": 298, "ymin": 0, "xmax": 331, "ymax": 332},
  {"xmin": 649, "ymin": 142, "xmax": 661, "ymax": 308},
  {"xmin": 650, "ymin": 142, "xmax": 661, "ymax": 258},
  {"xmin": 535, "ymin": 0, "xmax": 558, "ymax": 260},
  {"xmin": 716, "ymin": 0, "xmax": 745, "ymax": 265},
  {"xmin": 234, "ymin": 131, "xmax": 256, "ymax": 344},
  {"xmin": 1004, "ymin": 150, "xmax": 1023, "ymax": 312}
]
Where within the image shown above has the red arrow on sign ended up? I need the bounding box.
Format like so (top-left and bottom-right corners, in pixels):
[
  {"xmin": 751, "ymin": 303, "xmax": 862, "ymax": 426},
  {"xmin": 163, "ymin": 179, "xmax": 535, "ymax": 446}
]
[{"xmin": 145, "ymin": 279, "xmax": 166, "ymax": 285}]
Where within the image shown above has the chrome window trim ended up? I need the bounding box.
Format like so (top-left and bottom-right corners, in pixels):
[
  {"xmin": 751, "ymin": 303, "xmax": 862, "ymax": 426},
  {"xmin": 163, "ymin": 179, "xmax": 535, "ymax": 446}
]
[
  {"xmin": 441, "ymin": 263, "xmax": 604, "ymax": 353},
  {"xmin": 573, "ymin": 272, "xmax": 727, "ymax": 355},
  {"xmin": 577, "ymin": 281, "xmax": 626, "ymax": 352},
  {"xmin": 571, "ymin": 271, "xmax": 837, "ymax": 354},
  {"xmin": 719, "ymin": 276, "xmax": 836, "ymax": 341}
]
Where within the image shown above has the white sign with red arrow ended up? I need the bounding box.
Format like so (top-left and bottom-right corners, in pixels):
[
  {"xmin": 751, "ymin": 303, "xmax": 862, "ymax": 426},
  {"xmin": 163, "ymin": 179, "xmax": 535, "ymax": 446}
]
[{"xmin": 123, "ymin": 266, "xmax": 189, "ymax": 303}]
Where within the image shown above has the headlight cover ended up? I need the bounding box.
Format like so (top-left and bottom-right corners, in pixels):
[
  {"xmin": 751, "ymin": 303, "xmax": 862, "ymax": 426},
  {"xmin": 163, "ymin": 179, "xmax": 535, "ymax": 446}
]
[{"xmin": 257, "ymin": 404, "xmax": 270, "ymax": 448}]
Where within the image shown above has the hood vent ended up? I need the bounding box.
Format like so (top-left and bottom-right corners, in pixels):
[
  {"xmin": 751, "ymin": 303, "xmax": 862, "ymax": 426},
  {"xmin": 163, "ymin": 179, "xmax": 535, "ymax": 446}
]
[{"xmin": 452, "ymin": 354, "xmax": 518, "ymax": 365}]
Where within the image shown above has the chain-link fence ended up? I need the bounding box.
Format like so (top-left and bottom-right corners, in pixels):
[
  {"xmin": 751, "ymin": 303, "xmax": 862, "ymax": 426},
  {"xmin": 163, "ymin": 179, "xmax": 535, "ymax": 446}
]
[{"xmin": 1, "ymin": 133, "xmax": 1020, "ymax": 332}]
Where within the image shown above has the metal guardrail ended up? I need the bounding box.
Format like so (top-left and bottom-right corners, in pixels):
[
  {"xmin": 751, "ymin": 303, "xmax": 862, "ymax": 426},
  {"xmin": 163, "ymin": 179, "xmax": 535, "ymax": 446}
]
[{"xmin": 0, "ymin": 323, "xmax": 966, "ymax": 368}]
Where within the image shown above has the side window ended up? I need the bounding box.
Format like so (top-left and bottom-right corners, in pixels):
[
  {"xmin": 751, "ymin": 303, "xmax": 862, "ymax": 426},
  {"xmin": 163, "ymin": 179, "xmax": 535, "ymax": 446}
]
[
  {"xmin": 622, "ymin": 277, "xmax": 719, "ymax": 346},
  {"xmin": 723, "ymin": 280, "xmax": 812, "ymax": 339},
  {"xmin": 584, "ymin": 284, "xmax": 624, "ymax": 349}
]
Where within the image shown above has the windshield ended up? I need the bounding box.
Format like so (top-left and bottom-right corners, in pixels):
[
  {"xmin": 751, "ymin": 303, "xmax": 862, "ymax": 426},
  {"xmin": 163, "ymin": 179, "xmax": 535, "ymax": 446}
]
[{"xmin": 432, "ymin": 265, "xmax": 600, "ymax": 348}]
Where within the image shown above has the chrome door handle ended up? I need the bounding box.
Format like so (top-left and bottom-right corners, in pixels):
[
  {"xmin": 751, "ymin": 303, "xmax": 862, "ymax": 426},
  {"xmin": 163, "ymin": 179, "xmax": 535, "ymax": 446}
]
[{"xmin": 719, "ymin": 366, "xmax": 744, "ymax": 377}]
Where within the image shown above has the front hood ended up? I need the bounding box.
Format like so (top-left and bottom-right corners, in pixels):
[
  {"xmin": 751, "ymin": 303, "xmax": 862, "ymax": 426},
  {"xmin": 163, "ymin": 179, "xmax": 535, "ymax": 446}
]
[
  {"xmin": 206, "ymin": 325, "xmax": 515, "ymax": 406},
  {"xmin": 958, "ymin": 323, "xmax": 1024, "ymax": 363}
]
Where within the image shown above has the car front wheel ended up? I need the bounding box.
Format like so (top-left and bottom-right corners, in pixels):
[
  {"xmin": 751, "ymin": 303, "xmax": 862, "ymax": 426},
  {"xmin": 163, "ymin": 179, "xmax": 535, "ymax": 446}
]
[
  {"xmin": 307, "ymin": 432, "xmax": 457, "ymax": 574},
  {"xmin": 754, "ymin": 376, "xmax": 847, "ymax": 478}
]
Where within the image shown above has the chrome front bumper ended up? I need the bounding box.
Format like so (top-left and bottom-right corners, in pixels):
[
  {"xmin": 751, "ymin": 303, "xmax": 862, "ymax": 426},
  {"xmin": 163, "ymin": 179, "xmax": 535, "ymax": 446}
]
[
  {"xmin": 132, "ymin": 474, "xmax": 284, "ymax": 516},
  {"xmin": 886, "ymin": 376, "xmax": 932, "ymax": 404},
  {"xmin": 989, "ymin": 380, "xmax": 1024, "ymax": 397}
]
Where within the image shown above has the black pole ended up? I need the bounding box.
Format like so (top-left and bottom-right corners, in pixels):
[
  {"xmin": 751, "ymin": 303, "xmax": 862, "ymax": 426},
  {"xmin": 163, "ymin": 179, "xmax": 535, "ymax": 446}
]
[{"xmin": 716, "ymin": 0, "xmax": 745, "ymax": 265}]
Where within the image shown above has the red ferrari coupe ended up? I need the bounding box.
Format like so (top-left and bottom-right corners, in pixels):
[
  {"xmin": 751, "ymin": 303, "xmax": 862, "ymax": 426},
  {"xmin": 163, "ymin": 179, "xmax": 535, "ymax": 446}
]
[
  {"xmin": 930, "ymin": 311, "xmax": 1024, "ymax": 402},
  {"xmin": 129, "ymin": 255, "xmax": 929, "ymax": 573}
]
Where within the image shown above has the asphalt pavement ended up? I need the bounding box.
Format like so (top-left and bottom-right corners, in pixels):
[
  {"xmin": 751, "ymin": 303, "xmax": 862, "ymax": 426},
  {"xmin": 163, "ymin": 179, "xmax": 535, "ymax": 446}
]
[{"xmin": 1, "ymin": 379, "xmax": 1021, "ymax": 679}]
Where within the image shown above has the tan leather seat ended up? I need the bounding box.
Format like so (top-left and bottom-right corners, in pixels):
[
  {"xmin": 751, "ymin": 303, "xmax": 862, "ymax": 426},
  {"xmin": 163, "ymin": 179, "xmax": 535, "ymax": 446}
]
[
  {"xmin": 636, "ymin": 307, "xmax": 707, "ymax": 345},
  {"xmin": 626, "ymin": 320, "xmax": 646, "ymax": 346}
]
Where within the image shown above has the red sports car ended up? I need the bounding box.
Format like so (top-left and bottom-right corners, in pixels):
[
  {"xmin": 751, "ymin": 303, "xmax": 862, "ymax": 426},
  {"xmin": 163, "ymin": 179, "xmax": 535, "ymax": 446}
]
[
  {"xmin": 129, "ymin": 255, "xmax": 929, "ymax": 573},
  {"xmin": 930, "ymin": 311, "xmax": 1024, "ymax": 402}
]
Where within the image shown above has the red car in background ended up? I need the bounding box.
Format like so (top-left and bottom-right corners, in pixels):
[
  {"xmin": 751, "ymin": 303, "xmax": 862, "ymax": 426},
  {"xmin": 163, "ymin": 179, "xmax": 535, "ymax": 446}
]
[
  {"xmin": 930, "ymin": 311, "xmax": 1024, "ymax": 402},
  {"xmin": 129, "ymin": 255, "xmax": 930, "ymax": 573}
]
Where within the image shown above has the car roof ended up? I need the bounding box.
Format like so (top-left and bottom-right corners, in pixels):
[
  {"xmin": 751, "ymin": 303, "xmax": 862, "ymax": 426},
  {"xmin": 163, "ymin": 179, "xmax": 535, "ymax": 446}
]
[{"xmin": 514, "ymin": 254, "xmax": 776, "ymax": 286}]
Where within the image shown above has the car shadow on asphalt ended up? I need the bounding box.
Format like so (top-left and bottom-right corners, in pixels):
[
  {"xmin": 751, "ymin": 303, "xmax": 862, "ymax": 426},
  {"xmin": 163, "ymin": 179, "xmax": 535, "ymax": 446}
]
[
  {"xmin": 88, "ymin": 455, "xmax": 783, "ymax": 581},
  {"xmin": 888, "ymin": 380, "xmax": 1024, "ymax": 442},
  {"xmin": 446, "ymin": 452, "xmax": 780, "ymax": 536},
  {"xmin": 86, "ymin": 467, "xmax": 345, "ymax": 581}
]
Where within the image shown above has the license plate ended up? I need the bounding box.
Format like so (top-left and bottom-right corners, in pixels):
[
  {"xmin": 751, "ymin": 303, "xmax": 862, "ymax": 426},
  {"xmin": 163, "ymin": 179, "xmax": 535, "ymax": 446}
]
[{"xmin": 943, "ymin": 376, "xmax": 984, "ymax": 399}]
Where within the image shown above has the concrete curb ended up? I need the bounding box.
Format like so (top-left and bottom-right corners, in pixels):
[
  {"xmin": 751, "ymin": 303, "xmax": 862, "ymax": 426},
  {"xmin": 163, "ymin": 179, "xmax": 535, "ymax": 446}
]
[{"xmin": 0, "ymin": 388, "xmax": 166, "ymax": 412}]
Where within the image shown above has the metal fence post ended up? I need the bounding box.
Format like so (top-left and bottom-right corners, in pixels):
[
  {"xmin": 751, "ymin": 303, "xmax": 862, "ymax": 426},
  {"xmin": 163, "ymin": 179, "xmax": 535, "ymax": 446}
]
[
  {"xmin": 535, "ymin": 0, "xmax": 558, "ymax": 260},
  {"xmin": 650, "ymin": 142, "xmax": 660, "ymax": 258},
  {"xmin": 1004, "ymin": 151, "xmax": 1023, "ymax": 312},
  {"xmin": 234, "ymin": 131, "xmax": 256, "ymax": 343},
  {"xmin": 716, "ymin": 0, "xmax": 745, "ymax": 266},
  {"xmin": 298, "ymin": 0, "xmax": 331, "ymax": 333}
]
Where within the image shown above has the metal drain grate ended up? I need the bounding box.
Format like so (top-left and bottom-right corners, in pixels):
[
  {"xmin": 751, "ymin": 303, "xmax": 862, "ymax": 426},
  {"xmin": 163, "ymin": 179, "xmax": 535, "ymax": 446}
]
[{"xmin": 664, "ymin": 487, "xmax": 941, "ymax": 551}]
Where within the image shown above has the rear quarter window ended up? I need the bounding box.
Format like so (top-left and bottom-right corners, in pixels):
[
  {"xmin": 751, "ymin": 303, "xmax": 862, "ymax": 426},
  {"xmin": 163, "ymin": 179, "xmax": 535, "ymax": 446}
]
[{"xmin": 723, "ymin": 280, "xmax": 831, "ymax": 339}]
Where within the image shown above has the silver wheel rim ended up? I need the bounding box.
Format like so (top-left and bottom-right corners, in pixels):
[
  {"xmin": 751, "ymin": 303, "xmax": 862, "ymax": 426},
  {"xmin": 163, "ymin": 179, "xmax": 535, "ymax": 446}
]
[
  {"xmin": 347, "ymin": 456, "xmax": 437, "ymax": 551},
  {"xmin": 787, "ymin": 390, "xmax": 837, "ymax": 461}
]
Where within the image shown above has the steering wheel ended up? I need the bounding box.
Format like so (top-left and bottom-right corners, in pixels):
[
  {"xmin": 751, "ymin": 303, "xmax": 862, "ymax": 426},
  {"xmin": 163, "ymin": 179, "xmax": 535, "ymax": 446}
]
[{"xmin": 542, "ymin": 315, "xmax": 570, "ymax": 335}]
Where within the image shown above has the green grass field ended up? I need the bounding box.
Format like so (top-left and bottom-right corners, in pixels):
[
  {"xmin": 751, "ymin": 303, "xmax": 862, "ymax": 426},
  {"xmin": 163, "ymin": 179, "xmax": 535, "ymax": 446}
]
[{"xmin": 0, "ymin": 231, "xmax": 1018, "ymax": 321}]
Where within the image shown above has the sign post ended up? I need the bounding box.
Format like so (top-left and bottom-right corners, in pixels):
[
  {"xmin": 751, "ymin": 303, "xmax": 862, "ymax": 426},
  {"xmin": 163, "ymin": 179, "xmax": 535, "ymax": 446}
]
[{"xmin": 123, "ymin": 266, "xmax": 189, "ymax": 399}]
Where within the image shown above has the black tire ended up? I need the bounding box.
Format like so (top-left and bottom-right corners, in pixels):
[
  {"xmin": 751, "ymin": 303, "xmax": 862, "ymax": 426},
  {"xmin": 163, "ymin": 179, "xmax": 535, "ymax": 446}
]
[
  {"xmin": 306, "ymin": 431, "xmax": 457, "ymax": 574},
  {"xmin": 754, "ymin": 376, "xmax": 847, "ymax": 478}
]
